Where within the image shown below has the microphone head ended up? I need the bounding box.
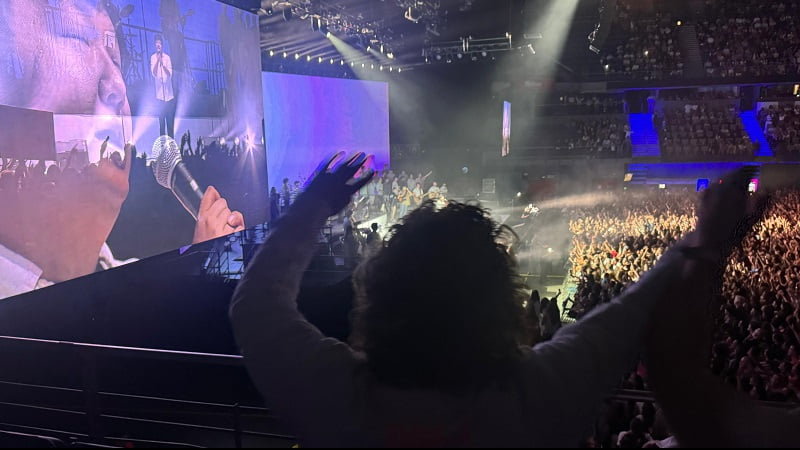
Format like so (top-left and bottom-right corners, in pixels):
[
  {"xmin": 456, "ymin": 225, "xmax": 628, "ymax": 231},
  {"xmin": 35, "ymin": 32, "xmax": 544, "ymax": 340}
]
[{"xmin": 151, "ymin": 135, "xmax": 182, "ymax": 189}]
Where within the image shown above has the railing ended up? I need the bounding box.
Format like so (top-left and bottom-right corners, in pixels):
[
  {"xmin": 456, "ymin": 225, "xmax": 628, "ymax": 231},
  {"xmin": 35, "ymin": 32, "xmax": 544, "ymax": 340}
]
[
  {"xmin": 0, "ymin": 336, "xmax": 294, "ymax": 448},
  {"xmin": 3, "ymin": 335, "xmax": 799, "ymax": 447}
]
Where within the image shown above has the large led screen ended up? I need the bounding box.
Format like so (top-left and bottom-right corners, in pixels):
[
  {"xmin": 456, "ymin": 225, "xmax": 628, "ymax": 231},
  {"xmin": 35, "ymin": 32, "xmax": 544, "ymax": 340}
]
[
  {"xmin": 262, "ymin": 72, "xmax": 390, "ymax": 189},
  {"xmin": 0, "ymin": 0, "xmax": 266, "ymax": 300}
]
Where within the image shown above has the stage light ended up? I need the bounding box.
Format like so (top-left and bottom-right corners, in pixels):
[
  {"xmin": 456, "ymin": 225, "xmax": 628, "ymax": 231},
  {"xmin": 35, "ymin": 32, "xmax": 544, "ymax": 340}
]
[
  {"xmin": 306, "ymin": 55, "xmax": 312, "ymax": 61},
  {"xmin": 516, "ymin": 192, "xmax": 522, "ymax": 197},
  {"xmin": 283, "ymin": 51, "xmax": 288, "ymax": 58},
  {"xmin": 370, "ymin": 64, "xmax": 374, "ymax": 69},
  {"xmin": 341, "ymin": 60, "xmax": 345, "ymax": 65},
  {"xmin": 387, "ymin": 52, "xmax": 394, "ymax": 59},
  {"xmin": 379, "ymin": 66, "xmax": 384, "ymax": 71},
  {"xmin": 457, "ymin": 53, "xmax": 463, "ymax": 59},
  {"xmin": 361, "ymin": 63, "xmax": 365, "ymax": 68},
  {"xmin": 389, "ymin": 67, "xmax": 393, "ymax": 72},
  {"xmin": 481, "ymin": 51, "xmax": 487, "ymax": 57},
  {"xmin": 435, "ymin": 54, "xmax": 442, "ymax": 61},
  {"xmin": 676, "ymin": 20, "xmax": 682, "ymax": 26},
  {"xmin": 604, "ymin": 64, "xmax": 609, "ymax": 70},
  {"xmin": 330, "ymin": 58, "xmax": 334, "ymax": 64},
  {"xmin": 318, "ymin": 57, "xmax": 323, "ymax": 63},
  {"xmin": 269, "ymin": 50, "xmax": 275, "ymax": 57},
  {"xmin": 398, "ymin": 68, "xmax": 402, "ymax": 73},
  {"xmin": 380, "ymin": 44, "xmax": 384, "ymax": 53},
  {"xmin": 295, "ymin": 53, "xmax": 300, "ymax": 60}
]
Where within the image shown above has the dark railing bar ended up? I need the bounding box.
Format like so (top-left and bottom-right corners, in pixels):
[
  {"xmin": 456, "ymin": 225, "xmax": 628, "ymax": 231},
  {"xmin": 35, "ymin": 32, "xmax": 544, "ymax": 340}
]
[
  {"xmin": 0, "ymin": 379, "xmax": 83, "ymax": 394},
  {"xmin": 97, "ymin": 391, "xmax": 271, "ymax": 414},
  {"xmin": 100, "ymin": 413, "xmax": 295, "ymax": 440},
  {"xmin": 0, "ymin": 401, "xmax": 86, "ymax": 416},
  {"xmin": 0, "ymin": 336, "xmax": 244, "ymax": 366},
  {"xmin": 0, "ymin": 422, "xmax": 89, "ymax": 439},
  {"xmin": 103, "ymin": 436, "xmax": 204, "ymax": 448}
]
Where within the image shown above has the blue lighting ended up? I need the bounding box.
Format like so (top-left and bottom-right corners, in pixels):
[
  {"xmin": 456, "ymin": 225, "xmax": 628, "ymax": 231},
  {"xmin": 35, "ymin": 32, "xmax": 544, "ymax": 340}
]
[
  {"xmin": 628, "ymin": 113, "xmax": 661, "ymax": 158},
  {"xmin": 626, "ymin": 162, "xmax": 761, "ymax": 185},
  {"xmin": 739, "ymin": 110, "xmax": 773, "ymax": 157}
]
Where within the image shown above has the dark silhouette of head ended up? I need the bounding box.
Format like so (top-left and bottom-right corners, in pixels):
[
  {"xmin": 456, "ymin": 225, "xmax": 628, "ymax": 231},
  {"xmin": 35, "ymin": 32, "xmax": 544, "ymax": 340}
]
[
  {"xmin": 371, "ymin": 222, "xmax": 379, "ymax": 232},
  {"xmin": 352, "ymin": 201, "xmax": 526, "ymax": 392}
]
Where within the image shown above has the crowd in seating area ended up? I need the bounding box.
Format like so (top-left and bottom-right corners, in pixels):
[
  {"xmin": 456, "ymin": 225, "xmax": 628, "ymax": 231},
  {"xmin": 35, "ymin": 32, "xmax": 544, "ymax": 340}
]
[
  {"xmin": 555, "ymin": 117, "xmax": 633, "ymax": 158},
  {"xmin": 567, "ymin": 191, "xmax": 695, "ymax": 319},
  {"xmin": 601, "ymin": 0, "xmax": 800, "ymax": 81},
  {"xmin": 539, "ymin": 94, "xmax": 626, "ymax": 115},
  {"xmin": 655, "ymin": 103, "xmax": 757, "ymax": 161},
  {"xmin": 759, "ymin": 84, "xmax": 800, "ymax": 100},
  {"xmin": 759, "ymin": 102, "xmax": 800, "ymax": 160},
  {"xmin": 601, "ymin": 1, "xmax": 683, "ymax": 80},
  {"xmin": 697, "ymin": 1, "xmax": 800, "ymax": 79},
  {"xmin": 564, "ymin": 188, "xmax": 800, "ymax": 404},
  {"xmin": 658, "ymin": 89, "xmax": 738, "ymax": 101}
]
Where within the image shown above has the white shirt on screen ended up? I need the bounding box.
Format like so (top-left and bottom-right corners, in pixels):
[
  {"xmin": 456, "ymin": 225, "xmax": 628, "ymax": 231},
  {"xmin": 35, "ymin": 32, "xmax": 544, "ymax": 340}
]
[
  {"xmin": 0, "ymin": 243, "xmax": 50, "ymax": 300},
  {"xmin": 0, "ymin": 242, "xmax": 135, "ymax": 300},
  {"xmin": 150, "ymin": 52, "xmax": 174, "ymax": 102}
]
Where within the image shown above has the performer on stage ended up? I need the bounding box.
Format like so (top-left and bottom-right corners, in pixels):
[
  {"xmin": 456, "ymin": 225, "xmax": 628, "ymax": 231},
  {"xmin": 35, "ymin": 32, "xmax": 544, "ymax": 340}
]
[{"xmin": 151, "ymin": 35, "xmax": 175, "ymax": 138}]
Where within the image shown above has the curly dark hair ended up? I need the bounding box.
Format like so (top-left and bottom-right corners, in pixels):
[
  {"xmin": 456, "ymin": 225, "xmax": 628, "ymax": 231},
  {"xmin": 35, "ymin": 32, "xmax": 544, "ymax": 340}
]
[{"xmin": 351, "ymin": 201, "xmax": 528, "ymax": 392}]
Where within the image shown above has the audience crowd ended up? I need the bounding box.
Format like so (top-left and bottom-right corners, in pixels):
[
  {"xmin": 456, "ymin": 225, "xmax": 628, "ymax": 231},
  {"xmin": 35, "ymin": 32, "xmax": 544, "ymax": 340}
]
[
  {"xmin": 540, "ymin": 94, "xmax": 626, "ymax": 115},
  {"xmin": 565, "ymin": 188, "xmax": 800, "ymax": 406},
  {"xmin": 655, "ymin": 103, "xmax": 757, "ymax": 161},
  {"xmin": 697, "ymin": 1, "xmax": 800, "ymax": 79},
  {"xmin": 759, "ymin": 102, "xmax": 800, "ymax": 160},
  {"xmin": 555, "ymin": 117, "xmax": 633, "ymax": 158},
  {"xmin": 601, "ymin": 1, "xmax": 684, "ymax": 80},
  {"xmin": 602, "ymin": 0, "xmax": 800, "ymax": 81}
]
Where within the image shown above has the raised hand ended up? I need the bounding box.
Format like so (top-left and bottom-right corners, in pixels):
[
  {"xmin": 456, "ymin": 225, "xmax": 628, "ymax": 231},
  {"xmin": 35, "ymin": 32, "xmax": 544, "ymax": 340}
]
[
  {"xmin": 298, "ymin": 152, "xmax": 375, "ymax": 217},
  {"xmin": 695, "ymin": 167, "xmax": 769, "ymax": 257}
]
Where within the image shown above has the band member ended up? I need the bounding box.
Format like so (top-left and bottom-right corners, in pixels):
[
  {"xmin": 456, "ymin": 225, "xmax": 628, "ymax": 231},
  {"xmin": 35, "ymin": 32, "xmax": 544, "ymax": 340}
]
[
  {"xmin": 412, "ymin": 182, "xmax": 424, "ymax": 206},
  {"xmin": 427, "ymin": 181, "xmax": 441, "ymax": 199},
  {"xmin": 397, "ymin": 186, "xmax": 412, "ymax": 218},
  {"xmin": 151, "ymin": 35, "xmax": 175, "ymax": 137}
]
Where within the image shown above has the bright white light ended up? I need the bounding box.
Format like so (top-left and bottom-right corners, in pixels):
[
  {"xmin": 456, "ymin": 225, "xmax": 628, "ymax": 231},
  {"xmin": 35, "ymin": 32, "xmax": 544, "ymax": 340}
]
[{"xmin": 516, "ymin": 192, "xmax": 522, "ymax": 197}]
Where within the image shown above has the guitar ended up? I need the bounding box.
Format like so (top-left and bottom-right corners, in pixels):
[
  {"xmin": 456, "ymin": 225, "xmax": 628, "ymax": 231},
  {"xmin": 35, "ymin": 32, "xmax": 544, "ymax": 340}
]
[{"xmin": 397, "ymin": 188, "xmax": 412, "ymax": 204}]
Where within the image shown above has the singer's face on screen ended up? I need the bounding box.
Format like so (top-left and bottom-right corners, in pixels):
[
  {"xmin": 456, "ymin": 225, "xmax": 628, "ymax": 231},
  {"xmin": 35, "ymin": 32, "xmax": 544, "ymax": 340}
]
[
  {"xmin": 0, "ymin": 0, "xmax": 130, "ymax": 117},
  {"xmin": 0, "ymin": 0, "xmax": 132, "ymax": 286}
]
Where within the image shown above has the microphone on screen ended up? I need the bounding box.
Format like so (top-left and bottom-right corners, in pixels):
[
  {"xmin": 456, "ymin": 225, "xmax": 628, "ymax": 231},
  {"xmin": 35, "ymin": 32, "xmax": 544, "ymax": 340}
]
[{"xmin": 151, "ymin": 135, "xmax": 204, "ymax": 220}]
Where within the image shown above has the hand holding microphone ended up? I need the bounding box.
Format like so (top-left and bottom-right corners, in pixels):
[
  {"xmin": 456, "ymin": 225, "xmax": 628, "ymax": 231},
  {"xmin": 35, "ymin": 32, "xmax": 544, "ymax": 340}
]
[
  {"xmin": 193, "ymin": 186, "xmax": 245, "ymax": 244},
  {"xmin": 151, "ymin": 135, "xmax": 245, "ymax": 243}
]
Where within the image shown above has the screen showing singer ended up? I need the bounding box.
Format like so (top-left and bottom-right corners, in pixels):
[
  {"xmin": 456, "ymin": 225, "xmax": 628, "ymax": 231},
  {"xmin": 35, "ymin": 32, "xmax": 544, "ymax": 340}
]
[
  {"xmin": 151, "ymin": 35, "xmax": 175, "ymax": 138},
  {"xmin": 0, "ymin": 0, "xmax": 266, "ymax": 300}
]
